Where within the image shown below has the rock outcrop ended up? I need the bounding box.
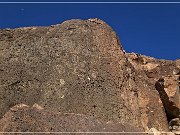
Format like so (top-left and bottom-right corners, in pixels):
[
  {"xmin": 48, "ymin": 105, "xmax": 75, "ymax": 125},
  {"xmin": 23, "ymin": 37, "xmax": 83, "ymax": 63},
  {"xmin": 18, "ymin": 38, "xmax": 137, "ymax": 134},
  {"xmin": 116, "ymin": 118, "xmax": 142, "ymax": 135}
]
[
  {"xmin": 0, "ymin": 18, "xmax": 142, "ymax": 128},
  {"xmin": 127, "ymin": 53, "xmax": 180, "ymax": 133},
  {"xmin": 0, "ymin": 19, "xmax": 179, "ymax": 133}
]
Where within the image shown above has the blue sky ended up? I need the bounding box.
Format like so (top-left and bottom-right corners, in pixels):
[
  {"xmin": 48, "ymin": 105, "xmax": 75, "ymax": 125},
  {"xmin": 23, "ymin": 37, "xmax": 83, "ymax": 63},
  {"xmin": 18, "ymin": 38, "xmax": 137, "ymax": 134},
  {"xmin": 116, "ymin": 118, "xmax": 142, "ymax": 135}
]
[{"xmin": 0, "ymin": 1, "xmax": 179, "ymax": 60}]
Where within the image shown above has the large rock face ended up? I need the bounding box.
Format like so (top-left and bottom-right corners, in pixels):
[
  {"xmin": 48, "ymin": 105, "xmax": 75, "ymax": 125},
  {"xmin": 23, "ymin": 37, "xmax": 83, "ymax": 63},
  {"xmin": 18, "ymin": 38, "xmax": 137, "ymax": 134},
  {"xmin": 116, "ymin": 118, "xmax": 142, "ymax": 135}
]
[
  {"xmin": 0, "ymin": 19, "xmax": 141, "ymax": 126},
  {"xmin": 0, "ymin": 18, "xmax": 178, "ymax": 132}
]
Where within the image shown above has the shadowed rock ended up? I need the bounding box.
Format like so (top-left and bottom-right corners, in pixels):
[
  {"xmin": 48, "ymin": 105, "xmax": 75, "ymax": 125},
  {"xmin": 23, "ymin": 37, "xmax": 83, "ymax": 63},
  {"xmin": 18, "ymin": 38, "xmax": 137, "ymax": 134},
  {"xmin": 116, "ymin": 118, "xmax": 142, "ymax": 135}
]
[
  {"xmin": 169, "ymin": 118, "xmax": 180, "ymax": 134},
  {"xmin": 0, "ymin": 104, "xmax": 146, "ymax": 135},
  {"xmin": 127, "ymin": 53, "xmax": 180, "ymax": 132},
  {"xmin": 155, "ymin": 79, "xmax": 179, "ymax": 121}
]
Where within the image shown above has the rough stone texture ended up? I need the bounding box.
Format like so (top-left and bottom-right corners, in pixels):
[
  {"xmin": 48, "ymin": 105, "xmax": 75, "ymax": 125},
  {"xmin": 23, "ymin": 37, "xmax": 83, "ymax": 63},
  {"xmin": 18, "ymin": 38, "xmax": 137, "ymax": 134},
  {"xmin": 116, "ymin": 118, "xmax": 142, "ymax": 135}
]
[
  {"xmin": 0, "ymin": 18, "xmax": 178, "ymax": 132},
  {"xmin": 169, "ymin": 118, "xmax": 180, "ymax": 134},
  {"xmin": 0, "ymin": 19, "xmax": 143, "ymax": 129},
  {"xmin": 127, "ymin": 53, "xmax": 179, "ymax": 109},
  {"xmin": 127, "ymin": 53, "xmax": 180, "ymax": 132},
  {"xmin": 0, "ymin": 104, "xmax": 145, "ymax": 135},
  {"xmin": 148, "ymin": 128, "xmax": 176, "ymax": 135}
]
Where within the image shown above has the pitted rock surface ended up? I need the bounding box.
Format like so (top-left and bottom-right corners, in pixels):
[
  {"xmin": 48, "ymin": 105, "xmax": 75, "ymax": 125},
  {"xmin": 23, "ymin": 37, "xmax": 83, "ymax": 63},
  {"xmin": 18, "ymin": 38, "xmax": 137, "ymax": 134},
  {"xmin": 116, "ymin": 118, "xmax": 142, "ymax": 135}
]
[
  {"xmin": 0, "ymin": 19, "xmax": 177, "ymax": 132},
  {"xmin": 0, "ymin": 19, "xmax": 141, "ymax": 128},
  {"xmin": 0, "ymin": 104, "xmax": 145, "ymax": 135}
]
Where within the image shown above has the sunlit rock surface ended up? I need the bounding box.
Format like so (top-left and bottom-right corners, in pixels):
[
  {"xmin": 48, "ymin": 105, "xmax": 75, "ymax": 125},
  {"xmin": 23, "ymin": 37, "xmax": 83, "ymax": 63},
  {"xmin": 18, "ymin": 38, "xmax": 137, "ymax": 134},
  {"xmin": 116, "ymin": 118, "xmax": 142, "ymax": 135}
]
[{"xmin": 0, "ymin": 19, "xmax": 179, "ymax": 133}]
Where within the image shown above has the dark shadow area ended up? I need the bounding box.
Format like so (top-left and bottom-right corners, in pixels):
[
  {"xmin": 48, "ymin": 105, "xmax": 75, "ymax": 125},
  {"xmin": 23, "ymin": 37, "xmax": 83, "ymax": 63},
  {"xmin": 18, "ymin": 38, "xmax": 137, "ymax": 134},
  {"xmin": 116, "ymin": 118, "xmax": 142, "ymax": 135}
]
[{"xmin": 155, "ymin": 78, "xmax": 179, "ymax": 122}]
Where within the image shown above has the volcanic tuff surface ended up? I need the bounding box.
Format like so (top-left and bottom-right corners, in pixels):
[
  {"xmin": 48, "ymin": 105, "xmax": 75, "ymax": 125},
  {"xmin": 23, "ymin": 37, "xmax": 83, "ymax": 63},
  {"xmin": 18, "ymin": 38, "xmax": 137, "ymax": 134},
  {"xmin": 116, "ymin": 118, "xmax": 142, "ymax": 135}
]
[
  {"xmin": 0, "ymin": 104, "xmax": 145, "ymax": 135},
  {"xmin": 0, "ymin": 19, "xmax": 179, "ymax": 134}
]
